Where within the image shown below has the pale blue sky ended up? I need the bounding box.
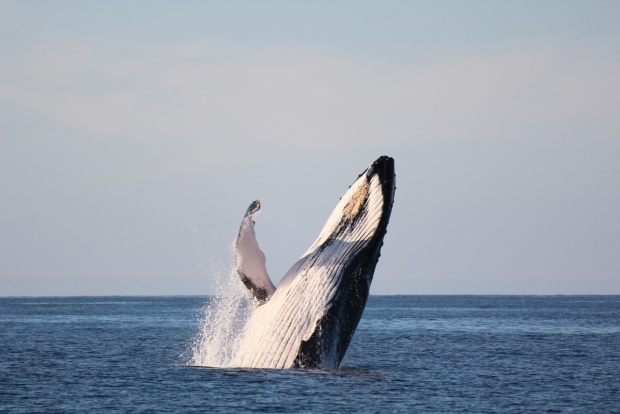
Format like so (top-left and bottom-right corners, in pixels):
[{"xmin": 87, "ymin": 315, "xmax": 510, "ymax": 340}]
[{"xmin": 1, "ymin": 1, "xmax": 619, "ymax": 295}]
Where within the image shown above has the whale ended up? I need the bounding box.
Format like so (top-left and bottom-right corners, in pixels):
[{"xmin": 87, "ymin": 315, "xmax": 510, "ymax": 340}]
[{"xmin": 233, "ymin": 155, "xmax": 395, "ymax": 369}]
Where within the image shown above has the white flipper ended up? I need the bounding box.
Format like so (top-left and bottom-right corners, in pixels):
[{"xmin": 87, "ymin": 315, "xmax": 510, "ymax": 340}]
[{"xmin": 235, "ymin": 200, "xmax": 276, "ymax": 303}]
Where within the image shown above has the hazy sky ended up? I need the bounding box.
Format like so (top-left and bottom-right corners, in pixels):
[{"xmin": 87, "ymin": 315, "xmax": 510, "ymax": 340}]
[{"xmin": 1, "ymin": 1, "xmax": 619, "ymax": 295}]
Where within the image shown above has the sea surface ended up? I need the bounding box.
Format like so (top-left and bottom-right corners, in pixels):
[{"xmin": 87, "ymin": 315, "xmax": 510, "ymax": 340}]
[{"xmin": 1, "ymin": 295, "xmax": 619, "ymax": 413}]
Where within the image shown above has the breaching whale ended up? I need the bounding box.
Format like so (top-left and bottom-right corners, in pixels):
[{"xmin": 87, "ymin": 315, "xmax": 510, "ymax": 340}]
[{"xmin": 233, "ymin": 155, "xmax": 395, "ymax": 369}]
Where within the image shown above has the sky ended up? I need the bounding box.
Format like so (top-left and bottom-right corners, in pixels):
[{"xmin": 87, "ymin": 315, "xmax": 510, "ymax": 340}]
[{"xmin": 1, "ymin": 1, "xmax": 619, "ymax": 296}]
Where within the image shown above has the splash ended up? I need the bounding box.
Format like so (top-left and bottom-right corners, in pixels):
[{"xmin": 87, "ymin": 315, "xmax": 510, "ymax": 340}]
[{"xmin": 188, "ymin": 223, "xmax": 253, "ymax": 367}]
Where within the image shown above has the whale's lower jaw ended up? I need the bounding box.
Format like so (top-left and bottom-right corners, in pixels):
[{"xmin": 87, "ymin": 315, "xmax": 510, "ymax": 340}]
[{"xmin": 234, "ymin": 156, "xmax": 395, "ymax": 369}]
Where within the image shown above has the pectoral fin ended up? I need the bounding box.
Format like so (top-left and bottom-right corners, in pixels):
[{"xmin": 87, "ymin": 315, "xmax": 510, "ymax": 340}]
[{"xmin": 235, "ymin": 200, "xmax": 276, "ymax": 304}]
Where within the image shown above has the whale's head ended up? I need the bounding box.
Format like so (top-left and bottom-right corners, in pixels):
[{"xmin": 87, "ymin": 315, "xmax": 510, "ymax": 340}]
[{"xmin": 280, "ymin": 155, "xmax": 396, "ymax": 368}]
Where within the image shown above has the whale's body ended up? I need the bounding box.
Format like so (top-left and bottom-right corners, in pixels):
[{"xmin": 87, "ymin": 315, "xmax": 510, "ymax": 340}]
[{"xmin": 233, "ymin": 156, "xmax": 395, "ymax": 369}]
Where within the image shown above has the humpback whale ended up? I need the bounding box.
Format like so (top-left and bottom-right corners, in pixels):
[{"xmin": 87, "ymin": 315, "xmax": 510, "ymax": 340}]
[{"xmin": 233, "ymin": 155, "xmax": 395, "ymax": 369}]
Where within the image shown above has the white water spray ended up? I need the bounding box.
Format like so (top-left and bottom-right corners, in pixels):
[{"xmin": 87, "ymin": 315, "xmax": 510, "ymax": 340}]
[{"xmin": 188, "ymin": 224, "xmax": 253, "ymax": 367}]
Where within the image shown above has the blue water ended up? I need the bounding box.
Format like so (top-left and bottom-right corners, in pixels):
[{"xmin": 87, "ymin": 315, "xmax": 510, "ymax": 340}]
[{"xmin": 1, "ymin": 296, "xmax": 619, "ymax": 413}]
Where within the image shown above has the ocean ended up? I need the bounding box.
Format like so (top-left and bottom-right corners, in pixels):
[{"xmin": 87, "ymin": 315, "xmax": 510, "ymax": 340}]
[{"xmin": 1, "ymin": 295, "xmax": 618, "ymax": 413}]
